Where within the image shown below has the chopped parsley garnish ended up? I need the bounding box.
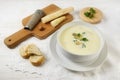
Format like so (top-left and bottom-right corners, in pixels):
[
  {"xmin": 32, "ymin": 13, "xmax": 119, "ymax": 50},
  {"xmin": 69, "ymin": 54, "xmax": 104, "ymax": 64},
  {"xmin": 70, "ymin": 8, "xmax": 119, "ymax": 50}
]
[
  {"xmin": 84, "ymin": 8, "xmax": 96, "ymax": 19},
  {"xmin": 81, "ymin": 38, "xmax": 88, "ymax": 41},
  {"xmin": 84, "ymin": 12, "xmax": 91, "ymax": 17},
  {"xmin": 77, "ymin": 33, "xmax": 81, "ymax": 37},
  {"xmin": 90, "ymin": 8, "xmax": 96, "ymax": 14},
  {"xmin": 72, "ymin": 32, "xmax": 88, "ymax": 48},
  {"xmin": 72, "ymin": 33, "xmax": 82, "ymax": 39}
]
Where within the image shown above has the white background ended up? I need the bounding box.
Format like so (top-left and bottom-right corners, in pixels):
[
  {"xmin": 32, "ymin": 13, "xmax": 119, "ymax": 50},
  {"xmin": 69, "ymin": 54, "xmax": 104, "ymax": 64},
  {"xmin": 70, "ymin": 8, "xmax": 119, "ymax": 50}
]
[{"xmin": 0, "ymin": 0, "xmax": 120, "ymax": 80}]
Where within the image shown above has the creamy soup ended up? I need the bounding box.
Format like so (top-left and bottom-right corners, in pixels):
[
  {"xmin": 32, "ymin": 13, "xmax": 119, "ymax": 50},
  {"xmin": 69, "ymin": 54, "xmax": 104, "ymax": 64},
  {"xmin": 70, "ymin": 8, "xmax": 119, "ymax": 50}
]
[{"xmin": 59, "ymin": 25, "xmax": 101, "ymax": 55}]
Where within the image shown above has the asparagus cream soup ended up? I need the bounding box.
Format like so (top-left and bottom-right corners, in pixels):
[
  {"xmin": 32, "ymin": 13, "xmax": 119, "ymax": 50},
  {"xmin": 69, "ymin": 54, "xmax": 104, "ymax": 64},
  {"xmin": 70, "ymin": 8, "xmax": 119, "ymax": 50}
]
[{"xmin": 59, "ymin": 25, "xmax": 101, "ymax": 55}]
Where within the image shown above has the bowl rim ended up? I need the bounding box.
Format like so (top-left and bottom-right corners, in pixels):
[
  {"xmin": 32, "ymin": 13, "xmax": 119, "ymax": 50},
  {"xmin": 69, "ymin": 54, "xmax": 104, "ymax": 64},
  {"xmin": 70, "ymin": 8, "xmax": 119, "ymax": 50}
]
[{"xmin": 57, "ymin": 21, "xmax": 105, "ymax": 56}]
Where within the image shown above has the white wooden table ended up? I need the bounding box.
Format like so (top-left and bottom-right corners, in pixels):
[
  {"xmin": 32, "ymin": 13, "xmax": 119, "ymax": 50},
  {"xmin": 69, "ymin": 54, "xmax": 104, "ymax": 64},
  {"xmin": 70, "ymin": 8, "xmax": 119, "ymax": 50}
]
[{"xmin": 0, "ymin": 0, "xmax": 120, "ymax": 80}]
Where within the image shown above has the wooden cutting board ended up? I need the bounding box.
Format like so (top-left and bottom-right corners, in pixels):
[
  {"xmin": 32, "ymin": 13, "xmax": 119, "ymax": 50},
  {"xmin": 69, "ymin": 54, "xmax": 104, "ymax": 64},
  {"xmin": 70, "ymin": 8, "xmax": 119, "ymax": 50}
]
[{"xmin": 4, "ymin": 4, "xmax": 73, "ymax": 48}]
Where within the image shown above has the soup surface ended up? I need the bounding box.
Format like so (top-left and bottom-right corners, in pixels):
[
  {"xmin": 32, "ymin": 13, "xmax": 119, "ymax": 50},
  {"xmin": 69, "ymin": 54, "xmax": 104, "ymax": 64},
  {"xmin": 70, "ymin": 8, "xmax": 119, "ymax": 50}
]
[{"xmin": 59, "ymin": 25, "xmax": 101, "ymax": 55}]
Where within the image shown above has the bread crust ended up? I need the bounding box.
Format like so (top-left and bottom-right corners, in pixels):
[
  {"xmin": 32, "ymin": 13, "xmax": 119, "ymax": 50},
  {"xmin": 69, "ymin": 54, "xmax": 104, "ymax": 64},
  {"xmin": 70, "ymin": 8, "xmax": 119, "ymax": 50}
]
[
  {"xmin": 29, "ymin": 55, "xmax": 45, "ymax": 66},
  {"xmin": 27, "ymin": 44, "xmax": 42, "ymax": 56},
  {"xmin": 19, "ymin": 45, "xmax": 30, "ymax": 59},
  {"xmin": 19, "ymin": 44, "xmax": 45, "ymax": 66}
]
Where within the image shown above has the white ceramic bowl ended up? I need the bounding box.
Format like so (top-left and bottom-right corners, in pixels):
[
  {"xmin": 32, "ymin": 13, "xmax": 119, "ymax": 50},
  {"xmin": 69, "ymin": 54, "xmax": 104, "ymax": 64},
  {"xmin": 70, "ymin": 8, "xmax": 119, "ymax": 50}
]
[{"xmin": 57, "ymin": 21, "xmax": 105, "ymax": 65}]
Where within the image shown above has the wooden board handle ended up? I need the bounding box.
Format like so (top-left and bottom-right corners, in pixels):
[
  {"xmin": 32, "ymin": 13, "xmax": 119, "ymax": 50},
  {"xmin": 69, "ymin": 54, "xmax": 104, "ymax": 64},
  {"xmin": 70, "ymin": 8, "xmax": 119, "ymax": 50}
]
[{"xmin": 4, "ymin": 29, "xmax": 32, "ymax": 48}]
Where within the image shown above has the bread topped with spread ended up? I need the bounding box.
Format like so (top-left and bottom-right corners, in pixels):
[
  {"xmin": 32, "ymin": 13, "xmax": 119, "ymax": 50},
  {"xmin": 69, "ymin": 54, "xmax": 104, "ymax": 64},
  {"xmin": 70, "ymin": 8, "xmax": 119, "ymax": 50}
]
[{"xmin": 80, "ymin": 7, "xmax": 103, "ymax": 24}]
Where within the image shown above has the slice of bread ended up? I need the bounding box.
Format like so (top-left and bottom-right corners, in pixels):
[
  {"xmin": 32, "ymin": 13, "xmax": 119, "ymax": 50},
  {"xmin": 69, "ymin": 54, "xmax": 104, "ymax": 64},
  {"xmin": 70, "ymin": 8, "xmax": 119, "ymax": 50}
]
[
  {"xmin": 27, "ymin": 44, "xmax": 42, "ymax": 56},
  {"xmin": 29, "ymin": 55, "xmax": 45, "ymax": 66},
  {"xmin": 79, "ymin": 7, "xmax": 103, "ymax": 24},
  {"xmin": 19, "ymin": 44, "xmax": 45, "ymax": 66},
  {"xmin": 19, "ymin": 45, "xmax": 30, "ymax": 59}
]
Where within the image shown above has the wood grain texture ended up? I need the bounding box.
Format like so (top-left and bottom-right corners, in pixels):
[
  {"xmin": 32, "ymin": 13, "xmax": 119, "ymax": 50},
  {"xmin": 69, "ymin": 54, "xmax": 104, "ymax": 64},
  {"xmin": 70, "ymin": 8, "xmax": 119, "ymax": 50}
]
[{"xmin": 4, "ymin": 4, "xmax": 73, "ymax": 48}]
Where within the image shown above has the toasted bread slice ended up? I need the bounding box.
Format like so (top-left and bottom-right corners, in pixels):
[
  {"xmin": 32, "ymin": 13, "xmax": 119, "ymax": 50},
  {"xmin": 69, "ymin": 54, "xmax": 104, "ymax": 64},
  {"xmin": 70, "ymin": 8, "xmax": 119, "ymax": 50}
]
[
  {"xmin": 19, "ymin": 44, "xmax": 45, "ymax": 66},
  {"xmin": 29, "ymin": 55, "xmax": 45, "ymax": 66},
  {"xmin": 80, "ymin": 7, "xmax": 103, "ymax": 24},
  {"xmin": 19, "ymin": 45, "xmax": 30, "ymax": 59},
  {"xmin": 27, "ymin": 44, "xmax": 42, "ymax": 56}
]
